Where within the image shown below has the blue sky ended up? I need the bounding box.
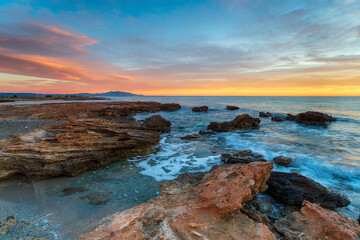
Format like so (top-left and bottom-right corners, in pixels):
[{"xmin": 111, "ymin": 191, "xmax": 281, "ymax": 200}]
[{"xmin": 0, "ymin": 0, "xmax": 359, "ymax": 95}]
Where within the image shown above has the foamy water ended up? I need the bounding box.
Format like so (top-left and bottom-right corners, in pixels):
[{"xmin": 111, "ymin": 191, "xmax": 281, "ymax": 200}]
[{"xmin": 0, "ymin": 96, "xmax": 359, "ymax": 239}]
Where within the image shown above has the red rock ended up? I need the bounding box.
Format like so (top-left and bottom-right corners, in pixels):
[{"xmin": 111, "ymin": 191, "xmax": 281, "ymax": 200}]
[
  {"xmin": 274, "ymin": 200, "xmax": 360, "ymax": 240},
  {"xmin": 208, "ymin": 114, "xmax": 261, "ymax": 132},
  {"xmin": 79, "ymin": 162, "xmax": 276, "ymax": 240},
  {"xmin": 0, "ymin": 102, "xmax": 173, "ymax": 181}
]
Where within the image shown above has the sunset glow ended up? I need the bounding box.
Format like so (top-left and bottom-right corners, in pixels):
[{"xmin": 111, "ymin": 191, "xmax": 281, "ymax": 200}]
[{"xmin": 0, "ymin": 0, "xmax": 360, "ymax": 96}]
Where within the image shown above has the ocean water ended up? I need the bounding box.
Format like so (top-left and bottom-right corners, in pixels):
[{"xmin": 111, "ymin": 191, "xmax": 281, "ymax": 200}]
[{"xmin": 0, "ymin": 96, "xmax": 359, "ymax": 239}]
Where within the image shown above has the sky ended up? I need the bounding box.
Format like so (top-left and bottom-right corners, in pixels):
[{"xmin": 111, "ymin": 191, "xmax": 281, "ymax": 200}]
[{"xmin": 0, "ymin": 0, "xmax": 360, "ymax": 96}]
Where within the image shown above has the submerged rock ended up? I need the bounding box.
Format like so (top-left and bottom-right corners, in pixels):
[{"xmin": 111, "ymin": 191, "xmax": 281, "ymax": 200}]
[
  {"xmin": 268, "ymin": 172, "xmax": 350, "ymax": 209},
  {"xmin": 198, "ymin": 130, "xmax": 216, "ymax": 135},
  {"xmin": 207, "ymin": 114, "xmax": 261, "ymax": 132},
  {"xmin": 79, "ymin": 162, "xmax": 275, "ymax": 240},
  {"xmin": 226, "ymin": 105, "xmax": 239, "ymax": 110},
  {"xmin": 62, "ymin": 187, "xmax": 89, "ymax": 196},
  {"xmin": 295, "ymin": 111, "xmax": 336, "ymax": 126},
  {"xmin": 221, "ymin": 150, "xmax": 266, "ymax": 164},
  {"xmin": 160, "ymin": 103, "xmax": 181, "ymax": 111},
  {"xmin": 273, "ymin": 200, "xmax": 360, "ymax": 240},
  {"xmin": 80, "ymin": 192, "xmax": 112, "ymax": 205},
  {"xmin": 259, "ymin": 112, "xmax": 272, "ymax": 118},
  {"xmin": 180, "ymin": 134, "xmax": 200, "ymax": 140},
  {"xmin": 271, "ymin": 116, "xmax": 284, "ymax": 122},
  {"xmin": 192, "ymin": 106, "xmax": 208, "ymax": 112},
  {"xmin": 273, "ymin": 156, "xmax": 293, "ymax": 167},
  {"xmin": 0, "ymin": 216, "xmax": 16, "ymax": 237}
]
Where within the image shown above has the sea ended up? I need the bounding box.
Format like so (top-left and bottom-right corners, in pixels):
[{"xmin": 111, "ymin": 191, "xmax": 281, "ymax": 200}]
[{"xmin": 0, "ymin": 96, "xmax": 359, "ymax": 239}]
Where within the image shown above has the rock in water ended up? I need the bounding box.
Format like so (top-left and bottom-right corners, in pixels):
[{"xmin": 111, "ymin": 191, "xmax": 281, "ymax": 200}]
[
  {"xmin": 267, "ymin": 172, "xmax": 350, "ymax": 209},
  {"xmin": 259, "ymin": 112, "xmax": 272, "ymax": 117},
  {"xmin": 221, "ymin": 150, "xmax": 266, "ymax": 164},
  {"xmin": 207, "ymin": 114, "xmax": 261, "ymax": 132},
  {"xmin": 285, "ymin": 114, "xmax": 296, "ymax": 121},
  {"xmin": 80, "ymin": 192, "xmax": 112, "ymax": 205},
  {"xmin": 180, "ymin": 134, "xmax": 200, "ymax": 140},
  {"xmin": 160, "ymin": 103, "xmax": 181, "ymax": 111},
  {"xmin": 271, "ymin": 116, "xmax": 284, "ymax": 122},
  {"xmin": 198, "ymin": 130, "xmax": 216, "ymax": 135},
  {"xmin": 295, "ymin": 111, "xmax": 336, "ymax": 126},
  {"xmin": 273, "ymin": 156, "xmax": 293, "ymax": 167},
  {"xmin": 0, "ymin": 216, "xmax": 16, "ymax": 237},
  {"xmin": 62, "ymin": 187, "xmax": 89, "ymax": 196},
  {"xmin": 273, "ymin": 200, "xmax": 360, "ymax": 240},
  {"xmin": 140, "ymin": 114, "xmax": 171, "ymax": 132},
  {"xmin": 79, "ymin": 162, "xmax": 276, "ymax": 240},
  {"xmin": 192, "ymin": 106, "xmax": 208, "ymax": 112},
  {"xmin": 226, "ymin": 105, "xmax": 239, "ymax": 110}
]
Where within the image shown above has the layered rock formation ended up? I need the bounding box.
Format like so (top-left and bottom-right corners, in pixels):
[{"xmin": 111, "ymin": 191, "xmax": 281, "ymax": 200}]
[
  {"xmin": 79, "ymin": 162, "xmax": 275, "ymax": 240},
  {"xmin": 208, "ymin": 114, "xmax": 261, "ymax": 132},
  {"xmin": 273, "ymin": 201, "xmax": 360, "ymax": 240},
  {"xmin": 268, "ymin": 172, "xmax": 350, "ymax": 209},
  {"xmin": 0, "ymin": 102, "xmax": 173, "ymax": 181}
]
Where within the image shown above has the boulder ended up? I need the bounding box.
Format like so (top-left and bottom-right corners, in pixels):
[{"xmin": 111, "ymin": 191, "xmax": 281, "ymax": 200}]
[
  {"xmin": 160, "ymin": 103, "xmax": 181, "ymax": 111},
  {"xmin": 198, "ymin": 130, "xmax": 216, "ymax": 135},
  {"xmin": 221, "ymin": 150, "xmax": 266, "ymax": 164},
  {"xmin": 267, "ymin": 172, "xmax": 350, "ymax": 209},
  {"xmin": 273, "ymin": 200, "xmax": 360, "ymax": 240},
  {"xmin": 295, "ymin": 111, "xmax": 336, "ymax": 126},
  {"xmin": 271, "ymin": 116, "xmax": 284, "ymax": 122},
  {"xmin": 259, "ymin": 112, "xmax": 272, "ymax": 118},
  {"xmin": 226, "ymin": 105, "xmax": 239, "ymax": 110},
  {"xmin": 79, "ymin": 162, "xmax": 276, "ymax": 240},
  {"xmin": 180, "ymin": 134, "xmax": 200, "ymax": 140},
  {"xmin": 273, "ymin": 156, "xmax": 293, "ymax": 167},
  {"xmin": 192, "ymin": 106, "xmax": 208, "ymax": 112},
  {"xmin": 285, "ymin": 114, "xmax": 296, "ymax": 121},
  {"xmin": 140, "ymin": 114, "xmax": 172, "ymax": 132},
  {"xmin": 208, "ymin": 114, "xmax": 261, "ymax": 132}
]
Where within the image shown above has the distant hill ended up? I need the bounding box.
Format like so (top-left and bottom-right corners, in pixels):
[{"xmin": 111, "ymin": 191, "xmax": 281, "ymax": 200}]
[{"xmin": 0, "ymin": 91, "xmax": 140, "ymax": 97}]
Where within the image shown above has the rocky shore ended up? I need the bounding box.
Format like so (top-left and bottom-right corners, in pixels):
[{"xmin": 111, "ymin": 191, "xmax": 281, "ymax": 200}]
[
  {"xmin": 0, "ymin": 102, "xmax": 358, "ymax": 239},
  {"xmin": 0, "ymin": 102, "xmax": 177, "ymax": 181}
]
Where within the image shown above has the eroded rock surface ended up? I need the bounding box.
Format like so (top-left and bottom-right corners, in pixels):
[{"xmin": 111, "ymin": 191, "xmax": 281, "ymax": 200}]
[
  {"xmin": 160, "ymin": 103, "xmax": 181, "ymax": 111},
  {"xmin": 79, "ymin": 162, "xmax": 276, "ymax": 240},
  {"xmin": 268, "ymin": 172, "xmax": 350, "ymax": 209},
  {"xmin": 208, "ymin": 114, "xmax": 261, "ymax": 132},
  {"xmin": 274, "ymin": 201, "xmax": 360, "ymax": 240}
]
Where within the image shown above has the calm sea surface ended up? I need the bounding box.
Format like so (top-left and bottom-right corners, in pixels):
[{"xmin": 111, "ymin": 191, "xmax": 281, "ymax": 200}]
[{"xmin": 0, "ymin": 96, "xmax": 359, "ymax": 239}]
